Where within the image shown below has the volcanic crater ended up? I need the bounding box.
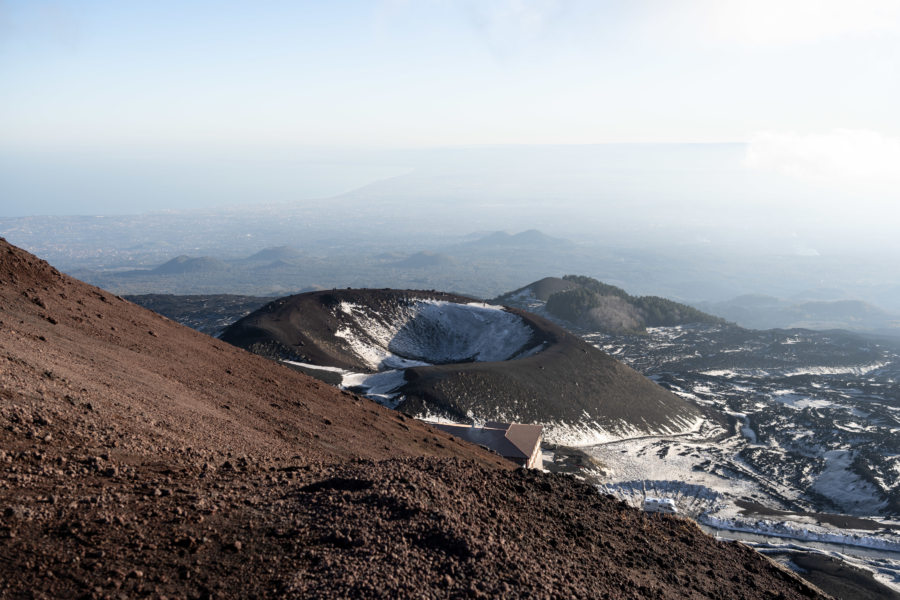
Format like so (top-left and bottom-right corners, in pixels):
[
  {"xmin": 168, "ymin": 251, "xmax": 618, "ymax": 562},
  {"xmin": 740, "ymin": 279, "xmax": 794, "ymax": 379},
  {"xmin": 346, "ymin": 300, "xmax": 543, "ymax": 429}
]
[
  {"xmin": 221, "ymin": 289, "xmax": 705, "ymax": 442},
  {"xmin": 332, "ymin": 294, "xmax": 542, "ymax": 370}
]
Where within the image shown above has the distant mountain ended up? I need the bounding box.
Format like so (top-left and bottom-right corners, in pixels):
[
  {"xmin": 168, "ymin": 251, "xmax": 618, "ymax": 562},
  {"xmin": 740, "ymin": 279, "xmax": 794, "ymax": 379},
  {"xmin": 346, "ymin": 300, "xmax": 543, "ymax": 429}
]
[
  {"xmin": 259, "ymin": 259, "xmax": 302, "ymax": 271},
  {"xmin": 497, "ymin": 275, "xmax": 725, "ymax": 334},
  {"xmin": 789, "ymin": 288, "xmax": 851, "ymax": 302},
  {"xmin": 391, "ymin": 251, "xmax": 456, "ymax": 268},
  {"xmin": 243, "ymin": 246, "xmax": 303, "ymax": 262},
  {"xmin": 695, "ymin": 295, "xmax": 900, "ymax": 334},
  {"xmin": 457, "ymin": 229, "xmax": 573, "ymax": 250},
  {"xmin": 500, "ymin": 276, "xmax": 583, "ymax": 302},
  {"xmin": 152, "ymin": 255, "xmax": 229, "ymax": 275}
]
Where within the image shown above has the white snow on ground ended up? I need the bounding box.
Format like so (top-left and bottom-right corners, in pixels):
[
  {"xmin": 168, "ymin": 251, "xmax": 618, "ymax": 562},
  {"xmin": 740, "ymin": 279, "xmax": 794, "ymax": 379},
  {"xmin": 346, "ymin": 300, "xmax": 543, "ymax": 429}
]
[
  {"xmin": 417, "ymin": 413, "xmax": 467, "ymax": 426},
  {"xmin": 283, "ymin": 359, "xmax": 413, "ymax": 407},
  {"xmin": 390, "ymin": 302, "xmax": 533, "ymax": 363},
  {"xmin": 281, "ymin": 360, "xmax": 350, "ymax": 374},
  {"xmin": 727, "ymin": 411, "xmax": 758, "ymax": 444},
  {"xmin": 771, "ymin": 390, "xmax": 836, "ymax": 410},
  {"xmin": 284, "ymin": 359, "xmax": 410, "ymax": 409},
  {"xmin": 836, "ymin": 421, "xmax": 872, "ymax": 433},
  {"xmin": 545, "ymin": 415, "xmax": 706, "ymax": 447},
  {"xmin": 588, "ymin": 427, "xmax": 900, "ymax": 566},
  {"xmin": 700, "ymin": 362, "xmax": 888, "ymax": 379},
  {"xmin": 813, "ymin": 450, "xmax": 888, "ymax": 514},
  {"xmin": 741, "ymin": 422, "xmax": 757, "ymax": 444},
  {"xmin": 341, "ymin": 370, "xmax": 408, "ymax": 407},
  {"xmin": 281, "ymin": 360, "xmax": 405, "ymax": 408},
  {"xmin": 784, "ymin": 362, "xmax": 888, "ymax": 377},
  {"xmin": 335, "ymin": 327, "xmax": 396, "ymax": 372},
  {"xmin": 701, "ymin": 514, "xmax": 900, "ymax": 552},
  {"xmin": 699, "ymin": 369, "xmax": 746, "ymax": 377},
  {"xmin": 565, "ymin": 323, "xmax": 900, "ymax": 586},
  {"xmin": 543, "ymin": 420, "xmax": 626, "ymax": 447},
  {"xmin": 600, "ymin": 479, "xmax": 724, "ymax": 518},
  {"xmin": 587, "ymin": 432, "xmax": 757, "ymax": 501},
  {"xmin": 335, "ymin": 300, "xmax": 537, "ymax": 371}
]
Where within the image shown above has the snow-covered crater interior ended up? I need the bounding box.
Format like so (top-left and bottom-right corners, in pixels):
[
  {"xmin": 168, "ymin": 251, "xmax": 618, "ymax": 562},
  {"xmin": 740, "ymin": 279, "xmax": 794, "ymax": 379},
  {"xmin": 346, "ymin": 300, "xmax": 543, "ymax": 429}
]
[{"xmin": 335, "ymin": 300, "xmax": 541, "ymax": 371}]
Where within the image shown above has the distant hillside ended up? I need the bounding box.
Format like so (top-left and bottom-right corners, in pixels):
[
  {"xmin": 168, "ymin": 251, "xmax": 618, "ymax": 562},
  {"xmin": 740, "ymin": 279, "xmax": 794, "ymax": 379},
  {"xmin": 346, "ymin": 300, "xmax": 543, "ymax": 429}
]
[
  {"xmin": 259, "ymin": 259, "xmax": 300, "ymax": 270},
  {"xmin": 152, "ymin": 255, "xmax": 230, "ymax": 275},
  {"xmin": 501, "ymin": 276, "xmax": 583, "ymax": 302},
  {"xmin": 243, "ymin": 245, "xmax": 303, "ymax": 262},
  {"xmin": 75, "ymin": 228, "xmax": 587, "ymax": 298},
  {"xmin": 498, "ymin": 275, "xmax": 725, "ymax": 334},
  {"xmin": 457, "ymin": 229, "xmax": 572, "ymax": 250},
  {"xmin": 391, "ymin": 251, "xmax": 456, "ymax": 268},
  {"xmin": 695, "ymin": 295, "xmax": 900, "ymax": 334}
]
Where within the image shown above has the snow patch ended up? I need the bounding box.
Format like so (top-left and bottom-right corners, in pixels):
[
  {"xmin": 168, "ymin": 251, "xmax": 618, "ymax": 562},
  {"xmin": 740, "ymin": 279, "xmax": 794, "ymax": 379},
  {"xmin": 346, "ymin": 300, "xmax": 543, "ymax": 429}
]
[
  {"xmin": 341, "ymin": 370, "xmax": 408, "ymax": 408},
  {"xmin": 772, "ymin": 391, "xmax": 835, "ymax": 410},
  {"xmin": 784, "ymin": 362, "xmax": 888, "ymax": 377},
  {"xmin": 699, "ymin": 362, "xmax": 888, "ymax": 379},
  {"xmin": 701, "ymin": 514, "xmax": 900, "ymax": 552},
  {"xmin": 728, "ymin": 411, "xmax": 758, "ymax": 444},
  {"xmin": 281, "ymin": 360, "xmax": 350, "ymax": 374},
  {"xmin": 543, "ymin": 415, "xmax": 704, "ymax": 447},
  {"xmin": 335, "ymin": 300, "xmax": 538, "ymax": 371},
  {"xmin": 813, "ymin": 450, "xmax": 888, "ymax": 514}
]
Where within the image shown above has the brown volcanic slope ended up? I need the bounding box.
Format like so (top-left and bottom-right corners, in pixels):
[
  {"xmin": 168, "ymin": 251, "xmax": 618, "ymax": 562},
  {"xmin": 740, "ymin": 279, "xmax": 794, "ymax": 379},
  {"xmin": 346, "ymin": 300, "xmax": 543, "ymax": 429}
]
[
  {"xmin": 221, "ymin": 289, "xmax": 703, "ymax": 436},
  {"xmin": 0, "ymin": 239, "xmax": 826, "ymax": 599},
  {"xmin": 0, "ymin": 243, "xmax": 497, "ymax": 467}
]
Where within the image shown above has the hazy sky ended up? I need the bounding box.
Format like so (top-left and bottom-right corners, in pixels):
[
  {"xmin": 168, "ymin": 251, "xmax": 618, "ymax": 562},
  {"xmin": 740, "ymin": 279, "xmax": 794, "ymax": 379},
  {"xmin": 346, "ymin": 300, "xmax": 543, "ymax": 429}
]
[{"xmin": 1, "ymin": 0, "xmax": 899, "ymax": 215}]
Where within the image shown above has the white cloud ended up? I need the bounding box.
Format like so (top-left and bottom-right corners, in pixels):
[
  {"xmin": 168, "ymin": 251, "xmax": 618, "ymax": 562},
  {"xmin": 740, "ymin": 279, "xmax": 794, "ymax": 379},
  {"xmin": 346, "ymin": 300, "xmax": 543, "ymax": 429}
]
[
  {"xmin": 709, "ymin": 0, "xmax": 900, "ymax": 44},
  {"xmin": 649, "ymin": 0, "xmax": 900, "ymax": 46},
  {"xmin": 745, "ymin": 129, "xmax": 900, "ymax": 184}
]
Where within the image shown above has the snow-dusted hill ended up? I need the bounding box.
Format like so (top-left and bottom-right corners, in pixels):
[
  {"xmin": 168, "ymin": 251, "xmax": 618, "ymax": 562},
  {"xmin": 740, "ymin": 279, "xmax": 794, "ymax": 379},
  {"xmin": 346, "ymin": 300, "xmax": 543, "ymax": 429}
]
[{"xmin": 221, "ymin": 289, "xmax": 704, "ymax": 443}]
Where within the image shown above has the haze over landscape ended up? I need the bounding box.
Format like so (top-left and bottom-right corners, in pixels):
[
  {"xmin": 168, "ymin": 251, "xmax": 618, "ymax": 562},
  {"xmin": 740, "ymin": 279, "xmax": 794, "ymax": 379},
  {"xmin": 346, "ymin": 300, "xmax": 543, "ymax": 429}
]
[
  {"xmin": 3, "ymin": 1, "xmax": 900, "ymax": 324},
  {"xmin": 3, "ymin": 1, "xmax": 900, "ymax": 598}
]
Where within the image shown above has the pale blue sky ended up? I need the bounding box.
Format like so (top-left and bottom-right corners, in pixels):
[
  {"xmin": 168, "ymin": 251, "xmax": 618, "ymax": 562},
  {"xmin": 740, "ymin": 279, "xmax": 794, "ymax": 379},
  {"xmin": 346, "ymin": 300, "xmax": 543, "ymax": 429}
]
[
  {"xmin": 3, "ymin": 0, "xmax": 899, "ymax": 147},
  {"xmin": 1, "ymin": 1, "xmax": 899, "ymax": 214}
]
